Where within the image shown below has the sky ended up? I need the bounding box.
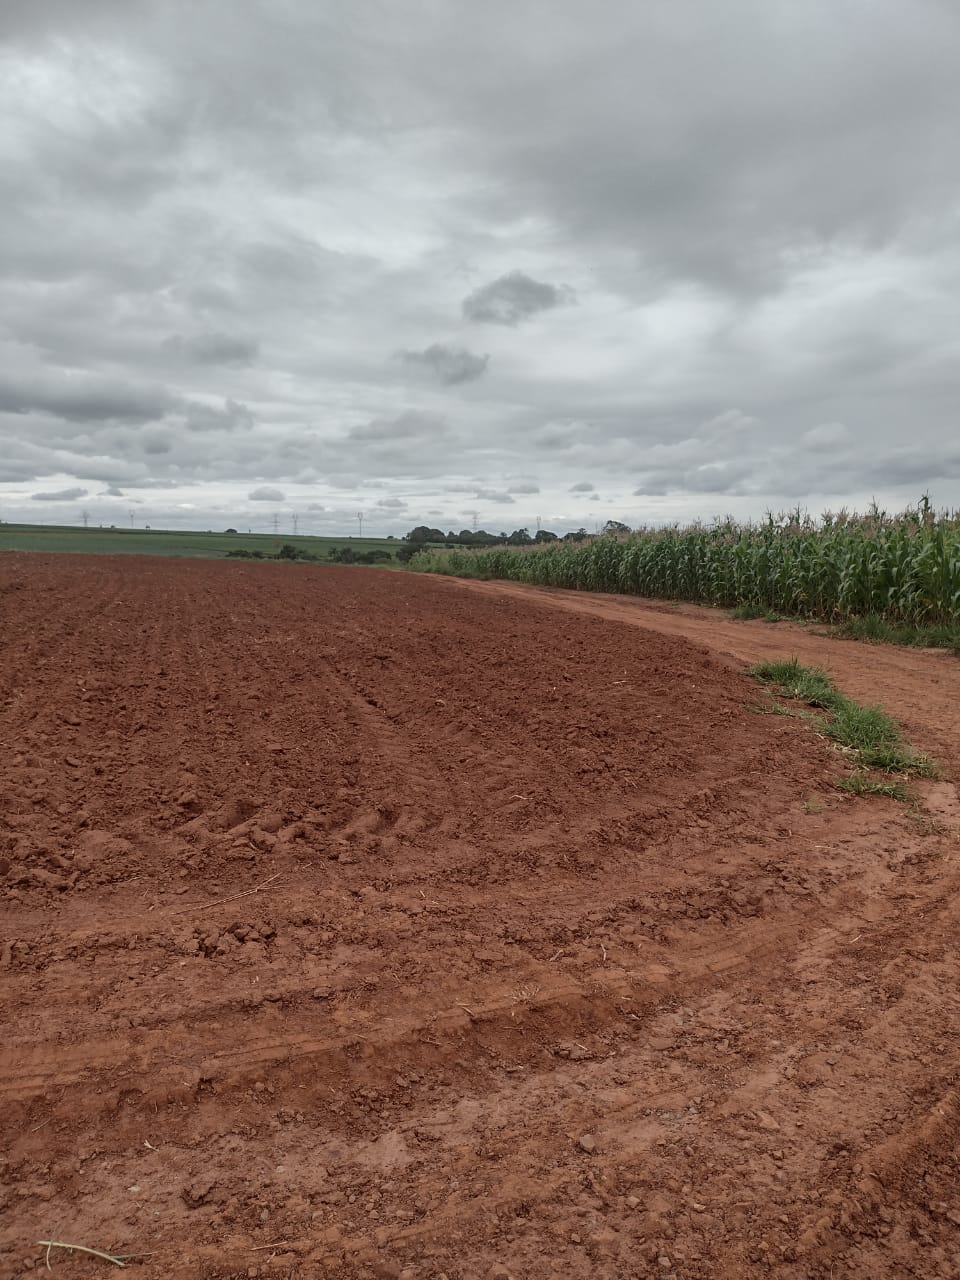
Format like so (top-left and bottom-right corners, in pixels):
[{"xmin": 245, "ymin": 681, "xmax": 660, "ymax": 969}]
[{"xmin": 2, "ymin": 0, "xmax": 959, "ymax": 537}]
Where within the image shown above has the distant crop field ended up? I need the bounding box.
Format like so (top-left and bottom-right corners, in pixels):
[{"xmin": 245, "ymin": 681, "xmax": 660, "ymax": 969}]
[{"xmin": 0, "ymin": 523, "xmax": 401, "ymax": 562}]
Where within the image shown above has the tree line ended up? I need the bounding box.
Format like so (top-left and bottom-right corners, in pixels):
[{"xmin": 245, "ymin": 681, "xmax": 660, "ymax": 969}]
[{"xmin": 403, "ymin": 521, "xmax": 631, "ymax": 548}]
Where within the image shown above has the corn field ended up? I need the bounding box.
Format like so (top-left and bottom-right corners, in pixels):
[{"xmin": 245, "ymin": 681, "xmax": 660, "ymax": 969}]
[{"xmin": 415, "ymin": 502, "xmax": 960, "ymax": 625}]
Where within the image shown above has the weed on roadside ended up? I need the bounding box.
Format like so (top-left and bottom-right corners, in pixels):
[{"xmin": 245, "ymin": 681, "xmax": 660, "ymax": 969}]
[
  {"xmin": 750, "ymin": 657, "xmax": 937, "ymax": 796},
  {"xmin": 836, "ymin": 773, "xmax": 914, "ymax": 802},
  {"xmin": 732, "ymin": 605, "xmax": 784, "ymax": 623}
]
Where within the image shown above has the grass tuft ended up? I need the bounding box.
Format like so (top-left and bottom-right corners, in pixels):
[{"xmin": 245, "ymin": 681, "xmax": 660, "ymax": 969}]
[
  {"xmin": 732, "ymin": 605, "xmax": 783, "ymax": 623},
  {"xmin": 835, "ymin": 773, "xmax": 914, "ymax": 801},
  {"xmin": 750, "ymin": 656, "xmax": 936, "ymax": 792},
  {"xmin": 750, "ymin": 658, "xmax": 843, "ymax": 710},
  {"xmin": 834, "ymin": 614, "xmax": 960, "ymax": 654}
]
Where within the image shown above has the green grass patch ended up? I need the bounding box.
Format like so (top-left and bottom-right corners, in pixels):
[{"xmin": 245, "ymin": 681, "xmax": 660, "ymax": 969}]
[
  {"xmin": 750, "ymin": 656, "xmax": 936, "ymax": 789},
  {"xmin": 835, "ymin": 773, "xmax": 914, "ymax": 801},
  {"xmin": 732, "ymin": 604, "xmax": 784, "ymax": 623},
  {"xmin": 749, "ymin": 657, "xmax": 843, "ymax": 710},
  {"xmin": 833, "ymin": 614, "xmax": 960, "ymax": 654},
  {"xmin": 0, "ymin": 523, "xmax": 401, "ymax": 563}
]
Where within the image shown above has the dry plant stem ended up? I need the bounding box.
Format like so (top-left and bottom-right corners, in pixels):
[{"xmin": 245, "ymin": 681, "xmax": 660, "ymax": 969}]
[
  {"xmin": 39, "ymin": 1240, "xmax": 128, "ymax": 1268},
  {"xmin": 166, "ymin": 873, "xmax": 282, "ymax": 916}
]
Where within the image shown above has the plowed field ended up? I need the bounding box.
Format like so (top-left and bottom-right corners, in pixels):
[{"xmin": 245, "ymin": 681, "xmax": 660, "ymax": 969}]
[{"xmin": 2, "ymin": 555, "xmax": 959, "ymax": 1279}]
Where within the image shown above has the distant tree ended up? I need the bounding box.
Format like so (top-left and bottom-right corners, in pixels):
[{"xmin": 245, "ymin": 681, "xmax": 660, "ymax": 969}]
[
  {"xmin": 328, "ymin": 545, "xmax": 357, "ymax": 563},
  {"xmin": 507, "ymin": 528, "xmax": 533, "ymax": 545},
  {"xmin": 224, "ymin": 527, "xmax": 238, "ymax": 534},
  {"xmin": 562, "ymin": 528, "xmax": 589, "ymax": 542},
  {"xmin": 603, "ymin": 520, "xmax": 631, "ymax": 536},
  {"xmin": 396, "ymin": 543, "xmax": 424, "ymax": 563},
  {"xmin": 405, "ymin": 525, "xmax": 446, "ymax": 544},
  {"xmin": 534, "ymin": 529, "xmax": 558, "ymax": 543}
]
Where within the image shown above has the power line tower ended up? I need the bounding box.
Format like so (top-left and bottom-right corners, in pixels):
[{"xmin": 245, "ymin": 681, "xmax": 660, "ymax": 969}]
[
  {"xmin": 272, "ymin": 512, "xmax": 279, "ymax": 535},
  {"xmin": 292, "ymin": 512, "xmax": 299, "ymax": 536},
  {"xmin": 128, "ymin": 510, "xmax": 135, "ymax": 528},
  {"xmin": 536, "ymin": 514, "xmax": 541, "ymax": 532},
  {"xmin": 357, "ymin": 511, "xmax": 364, "ymax": 538},
  {"xmin": 468, "ymin": 509, "xmax": 479, "ymax": 531},
  {"xmin": 81, "ymin": 510, "xmax": 90, "ymax": 529}
]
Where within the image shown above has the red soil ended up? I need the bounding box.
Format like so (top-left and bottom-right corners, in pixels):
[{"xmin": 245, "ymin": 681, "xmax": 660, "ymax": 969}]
[{"xmin": 2, "ymin": 555, "xmax": 959, "ymax": 1279}]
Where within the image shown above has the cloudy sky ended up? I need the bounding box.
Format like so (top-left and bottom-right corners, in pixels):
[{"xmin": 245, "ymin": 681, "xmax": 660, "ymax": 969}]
[{"xmin": 2, "ymin": 0, "xmax": 959, "ymax": 537}]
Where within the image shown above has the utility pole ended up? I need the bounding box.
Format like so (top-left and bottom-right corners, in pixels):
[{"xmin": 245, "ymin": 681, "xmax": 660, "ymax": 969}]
[
  {"xmin": 81, "ymin": 510, "xmax": 90, "ymax": 529},
  {"xmin": 357, "ymin": 511, "xmax": 364, "ymax": 538},
  {"xmin": 292, "ymin": 512, "xmax": 299, "ymax": 536},
  {"xmin": 272, "ymin": 512, "xmax": 279, "ymax": 535},
  {"xmin": 129, "ymin": 510, "xmax": 135, "ymax": 528}
]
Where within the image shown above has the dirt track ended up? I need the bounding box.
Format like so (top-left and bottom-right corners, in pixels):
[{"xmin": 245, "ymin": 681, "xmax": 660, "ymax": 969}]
[{"xmin": 2, "ymin": 556, "xmax": 959, "ymax": 1280}]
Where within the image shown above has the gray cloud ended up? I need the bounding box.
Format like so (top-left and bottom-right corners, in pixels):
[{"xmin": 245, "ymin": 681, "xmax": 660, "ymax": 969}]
[
  {"xmin": 507, "ymin": 482, "xmax": 540, "ymax": 493},
  {"xmin": 474, "ymin": 488, "xmax": 515, "ymax": 503},
  {"xmin": 399, "ymin": 343, "xmax": 489, "ymax": 385},
  {"xmin": 462, "ymin": 271, "xmax": 573, "ymax": 325},
  {"xmin": 348, "ymin": 410, "xmax": 449, "ymax": 443},
  {"xmin": 376, "ymin": 497, "xmax": 407, "ymax": 509},
  {"xmin": 31, "ymin": 486, "xmax": 88, "ymax": 501},
  {"xmin": 248, "ymin": 486, "xmax": 285, "ymax": 502},
  {"xmin": 102, "ymin": 485, "xmax": 125, "ymax": 496},
  {"xmin": 0, "ymin": 373, "xmax": 174, "ymax": 424},
  {"xmin": 163, "ymin": 333, "xmax": 259, "ymax": 367},
  {"xmin": 570, "ymin": 481, "xmax": 594, "ymax": 492}
]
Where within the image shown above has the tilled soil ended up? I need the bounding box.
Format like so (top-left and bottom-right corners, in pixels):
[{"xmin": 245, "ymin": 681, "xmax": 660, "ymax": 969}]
[{"xmin": 2, "ymin": 555, "xmax": 959, "ymax": 1280}]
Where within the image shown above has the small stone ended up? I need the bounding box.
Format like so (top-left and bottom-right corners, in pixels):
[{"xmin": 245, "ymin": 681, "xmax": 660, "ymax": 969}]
[
  {"xmin": 487, "ymin": 1266, "xmax": 514, "ymax": 1280},
  {"xmin": 626, "ymin": 1195, "xmax": 641, "ymax": 1209},
  {"xmin": 570, "ymin": 1233, "xmax": 582, "ymax": 1244},
  {"xmin": 658, "ymin": 1256, "xmax": 673, "ymax": 1270},
  {"xmin": 578, "ymin": 1133, "xmax": 597, "ymax": 1153}
]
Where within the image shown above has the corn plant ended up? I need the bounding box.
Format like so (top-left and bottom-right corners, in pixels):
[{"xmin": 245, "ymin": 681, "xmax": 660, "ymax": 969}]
[{"xmin": 414, "ymin": 500, "xmax": 960, "ymax": 626}]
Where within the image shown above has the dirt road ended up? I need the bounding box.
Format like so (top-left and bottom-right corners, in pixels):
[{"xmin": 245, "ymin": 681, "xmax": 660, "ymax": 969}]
[{"xmin": 2, "ymin": 556, "xmax": 959, "ymax": 1279}]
